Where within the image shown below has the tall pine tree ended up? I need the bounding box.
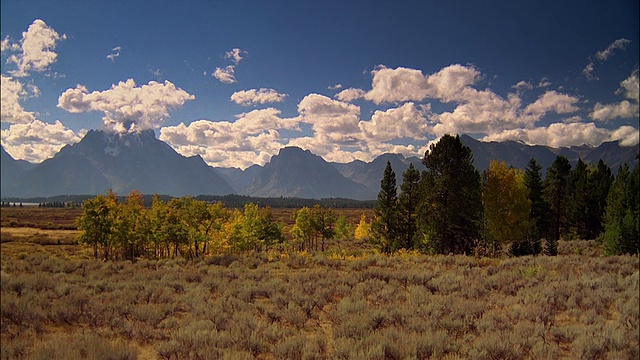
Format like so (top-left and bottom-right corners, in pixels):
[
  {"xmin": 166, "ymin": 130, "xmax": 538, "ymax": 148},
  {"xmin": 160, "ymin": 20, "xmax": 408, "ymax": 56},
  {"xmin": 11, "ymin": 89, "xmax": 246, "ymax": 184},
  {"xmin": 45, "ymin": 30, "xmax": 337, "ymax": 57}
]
[
  {"xmin": 603, "ymin": 163, "xmax": 639, "ymax": 255},
  {"xmin": 544, "ymin": 156, "xmax": 572, "ymax": 255},
  {"xmin": 398, "ymin": 163, "xmax": 421, "ymax": 250},
  {"xmin": 523, "ymin": 158, "xmax": 547, "ymax": 254},
  {"xmin": 568, "ymin": 158, "xmax": 589, "ymax": 239},
  {"xmin": 418, "ymin": 134, "xmax": 482, "ymax": 255},
  {"xmin": 586, "ymin": 160, "xmax": 613, "ymax": 240},
  {"xmin": 372, "ymin": 161, "xmax": 400, "ymax": 253}
]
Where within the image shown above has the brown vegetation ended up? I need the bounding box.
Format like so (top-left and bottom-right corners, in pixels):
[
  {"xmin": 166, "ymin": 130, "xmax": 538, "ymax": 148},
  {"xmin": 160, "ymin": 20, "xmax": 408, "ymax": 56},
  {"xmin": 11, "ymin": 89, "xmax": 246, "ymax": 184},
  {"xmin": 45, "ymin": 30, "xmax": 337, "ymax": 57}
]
[
  {"xmin": 0, "ymin": 207, "xmax": 81, "ymax": 230},
  {"xmin": 1, "ymin": 208, "xmax": 638, "ymax": 359}
]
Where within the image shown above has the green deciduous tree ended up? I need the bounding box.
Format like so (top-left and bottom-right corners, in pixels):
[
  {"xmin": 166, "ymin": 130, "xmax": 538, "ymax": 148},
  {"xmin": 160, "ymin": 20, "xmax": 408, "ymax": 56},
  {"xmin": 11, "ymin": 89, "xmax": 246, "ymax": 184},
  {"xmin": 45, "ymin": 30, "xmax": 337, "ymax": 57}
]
[
  {"xmin": 256, "ymin": 206, "xmax": 285, "ymax": 250},
  {"xmin": 417, "ymin": 135, "xmax": 483, "ymax": 255},
  {"xmin": 334, "ymin": 214, "xmax": 354, "ymax": 241},
  {"xmin": 291, "ymin": 207, "xmax": 314, "ymax": 251},
  {"xmin": 240, "ymin": 202, "xmax": 262, "ymax": 251},
  {"xmin": 229, "ymin": 203, "xmax": 284, "ymax": 252},
  {"xmin": 482, "ymin": 160, "xmax": 533, "ymax": 256},
  {"xmin": 311, "ymin": 204, "xmax": 336, "ymax": 252},
  {"xmin": 77, "ymin": 193, "xmax": 117, "ymax": 259}
]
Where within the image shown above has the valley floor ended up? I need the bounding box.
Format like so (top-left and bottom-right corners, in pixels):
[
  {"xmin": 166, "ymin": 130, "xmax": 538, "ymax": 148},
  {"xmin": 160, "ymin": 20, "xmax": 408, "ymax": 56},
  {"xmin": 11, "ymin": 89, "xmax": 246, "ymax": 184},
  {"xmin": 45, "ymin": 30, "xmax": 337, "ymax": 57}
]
[{"xmin": 0, "ymin": 208, "xmax": 638, "ymax": 359}]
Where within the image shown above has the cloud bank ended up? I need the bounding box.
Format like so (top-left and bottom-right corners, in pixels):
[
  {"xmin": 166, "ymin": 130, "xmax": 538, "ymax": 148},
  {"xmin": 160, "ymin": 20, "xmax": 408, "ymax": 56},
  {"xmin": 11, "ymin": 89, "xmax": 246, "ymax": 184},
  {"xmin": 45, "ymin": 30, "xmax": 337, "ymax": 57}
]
[{"xmin": 157, "ymin": 63, "xmax": 638, "ymax": 168}]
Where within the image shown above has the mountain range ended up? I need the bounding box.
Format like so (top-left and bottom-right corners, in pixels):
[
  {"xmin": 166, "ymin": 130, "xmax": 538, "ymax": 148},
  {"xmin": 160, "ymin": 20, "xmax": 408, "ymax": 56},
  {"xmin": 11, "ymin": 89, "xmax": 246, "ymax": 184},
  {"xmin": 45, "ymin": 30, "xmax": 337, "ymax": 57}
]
[
  {"xmin": 1, "ymin": 130, "xmax": 234, "ymax": 198},
  {"xmin": 1, "ymin": 131, "xmax": 637, "ymax": 200}
]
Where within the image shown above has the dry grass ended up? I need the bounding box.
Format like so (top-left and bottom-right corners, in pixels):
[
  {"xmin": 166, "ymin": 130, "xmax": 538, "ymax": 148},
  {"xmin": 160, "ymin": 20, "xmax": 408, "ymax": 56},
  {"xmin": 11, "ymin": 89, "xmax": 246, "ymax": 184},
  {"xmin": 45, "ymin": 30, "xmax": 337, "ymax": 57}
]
[
  {"xmin": 2, "ymin": 244, "xmax": 638, "ymax": 359},
  {"xmin": 1, "ymin": 208, "xmax": 638, "ymax": 359},
  {"xmin": 1, "ymin": 227, "xmax": 80, "ymax": 245},
  {"xmin": 0, "ymin": 207, "xmax": 81, "ymax": 230}
]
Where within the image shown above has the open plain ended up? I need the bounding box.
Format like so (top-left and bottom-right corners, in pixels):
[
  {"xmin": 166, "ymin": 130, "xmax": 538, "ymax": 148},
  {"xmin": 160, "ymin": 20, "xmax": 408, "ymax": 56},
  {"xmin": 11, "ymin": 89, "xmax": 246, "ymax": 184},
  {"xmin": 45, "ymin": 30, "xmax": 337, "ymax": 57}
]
[{"xmin": 1, "ymin": 206, "xmax": 638, "ymax": 359}]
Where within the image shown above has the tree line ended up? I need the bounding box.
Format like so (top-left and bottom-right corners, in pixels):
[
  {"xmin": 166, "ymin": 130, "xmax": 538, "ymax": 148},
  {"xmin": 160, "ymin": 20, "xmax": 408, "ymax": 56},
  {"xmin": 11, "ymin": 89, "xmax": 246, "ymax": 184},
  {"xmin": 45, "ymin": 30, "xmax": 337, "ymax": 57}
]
[
  {"xmin": 76, "ymin": 191, "xmax": 356, "ymax": 260},
  {"xmin": 196, "ymin": 194, "xmax": 377, "ymax": 209},
  {"xmin": 368, "ymin": 134, "xmax": 639, "ymax": 256},
  {"xmin": 6, "ymin": 193, "xmax": 376, "ymax": 210},
  {"xmin": 77, "ymin": 191, "xmax": 287, "ymax": 260}
]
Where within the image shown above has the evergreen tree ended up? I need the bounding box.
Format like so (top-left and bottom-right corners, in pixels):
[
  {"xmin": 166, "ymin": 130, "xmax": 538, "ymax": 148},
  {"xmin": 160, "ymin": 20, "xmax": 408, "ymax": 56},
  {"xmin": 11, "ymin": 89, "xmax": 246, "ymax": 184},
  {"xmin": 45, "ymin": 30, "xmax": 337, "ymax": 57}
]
[
  {"xmin": 371, "ymin": 161, "xmax": 400, "ymax": 253},
  {"xmin": 523, "ymin": 158, "xmax": 547, "ymax": 254},
  {"xmin": 603, "ymin": 164, "xmax": 639, "ymax": 255},
  {"xmin": 418, "ymin": 134, "xmax": 483, "ymax": 255},
  {"xmin": 586, "ymin": 160, "xmax": 613, "ymax": 240},
  {"xmin": 544, "ymin": 156, "xmax": 572, "ymax": 255},
  {"xmin": 568, "ymin": 158, "xmax": 589, "ymax": 239},
  {"xmin": 398, "ymin": 163, "xmax": 421, "ymax": 250}
]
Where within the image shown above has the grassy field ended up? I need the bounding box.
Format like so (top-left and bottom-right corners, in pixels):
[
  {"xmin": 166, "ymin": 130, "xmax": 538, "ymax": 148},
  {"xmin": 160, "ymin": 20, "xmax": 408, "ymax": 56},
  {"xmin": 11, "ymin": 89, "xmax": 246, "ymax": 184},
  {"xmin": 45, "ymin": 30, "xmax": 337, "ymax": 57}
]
[{"xmin": 1, "ymin": 207, "xmax": 638, "ymax": 359}]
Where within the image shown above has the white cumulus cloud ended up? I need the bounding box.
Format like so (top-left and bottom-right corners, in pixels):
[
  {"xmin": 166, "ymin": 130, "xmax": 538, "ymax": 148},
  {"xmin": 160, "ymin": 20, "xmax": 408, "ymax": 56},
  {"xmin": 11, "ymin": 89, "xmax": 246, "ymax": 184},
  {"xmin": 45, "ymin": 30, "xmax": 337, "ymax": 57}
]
[
  {"xmin": 523, "ymin": 90, "xmax": 580, "ymax": 117},
  {"xmin": 57, "ymin": 79, "xmax": 195, "ymax": 133},
  {"xmin": 481, "ymin": 122, "xmax": 638, "ymax": 148},
  {"xmin": 214, "ymin": 65, "xmax": 236, "ymax": 84},
  {"xmin": 590, "ymin": 69, "xmax": 640, "ymax": 121},
  {"xmin": 1, "ymin": 75, "xmax": 38, "ymax": 124},
  {"xmin": 230, "ymin": 88, "xmax": 287, "ymax": 106},
  {"xmin": 160, "ymin": 108, "xmax": 296, "ymax": 168},
  {"xmin": 1, "ymin": 120, "xmax": 81, "ymax": 163},
  {"xmin": 224, "ymin": 48, "xmax": 247, "ymax": 64},
  {"xmin": 364, "ymin": 66, "xmax": 430, "ymax": 104},
  {"xmin": 335, "ymin": 88, "xmax": 365, "ymax": 102},
  {"xmin": 609, "ymin": 126, "xmax": 640, "ymax": 147},
  {"xmin": 432, "ymin": 91, "xmax": 523, "ymax": 136},
  {"xmin": 359, "ymin": 102, "xmax": 429, "ymax": 141},
  {"xmin": 590, "ymin": 101, "xmax": 639, "ymax": 121},
  {"xmin": 6, "ymin": 19, "xmax": 65, "ymax": 77},
  {"xmin": 363, "ymin": 64, "xmax": 482, "ymax": 104},
  {"xmin": 1, "ymin": 36, "xmax": 21, "ymax": 52},
  {"xmin": 297, "ymin": 94, "xmax": 362, "ymax": 144},
  {"xmin": 617, "ymin": 69, "xmax": 640, "ymax": 102},
  {"xmin": 425, "ymin": 64, "xmax": 482, "ymax": 102}
]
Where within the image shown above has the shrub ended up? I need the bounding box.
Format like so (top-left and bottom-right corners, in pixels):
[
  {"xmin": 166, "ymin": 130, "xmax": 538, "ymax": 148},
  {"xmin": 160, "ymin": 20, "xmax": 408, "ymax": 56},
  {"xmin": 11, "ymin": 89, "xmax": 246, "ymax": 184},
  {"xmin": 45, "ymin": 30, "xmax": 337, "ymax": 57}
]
[{"xmin": 29, "ymin": 332, "xmax": 139, "ymax": 360}]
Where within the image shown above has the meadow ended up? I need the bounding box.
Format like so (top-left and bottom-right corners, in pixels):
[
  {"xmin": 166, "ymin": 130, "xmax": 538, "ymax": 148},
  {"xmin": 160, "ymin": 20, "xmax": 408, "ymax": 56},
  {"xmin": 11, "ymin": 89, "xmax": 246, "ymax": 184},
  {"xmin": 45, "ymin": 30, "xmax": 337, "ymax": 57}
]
[{"xmin": 1, "ymin": 207, "xmax": 638, "ymax": 359}]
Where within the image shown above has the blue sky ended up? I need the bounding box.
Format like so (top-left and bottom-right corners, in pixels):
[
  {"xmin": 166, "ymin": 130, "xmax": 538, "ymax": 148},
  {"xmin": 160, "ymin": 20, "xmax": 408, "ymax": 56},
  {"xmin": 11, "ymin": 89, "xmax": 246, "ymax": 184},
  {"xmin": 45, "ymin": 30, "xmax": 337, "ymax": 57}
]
[{"xmin": 1, "ymin": 0, "xmax": 638, "ymax": 168}]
